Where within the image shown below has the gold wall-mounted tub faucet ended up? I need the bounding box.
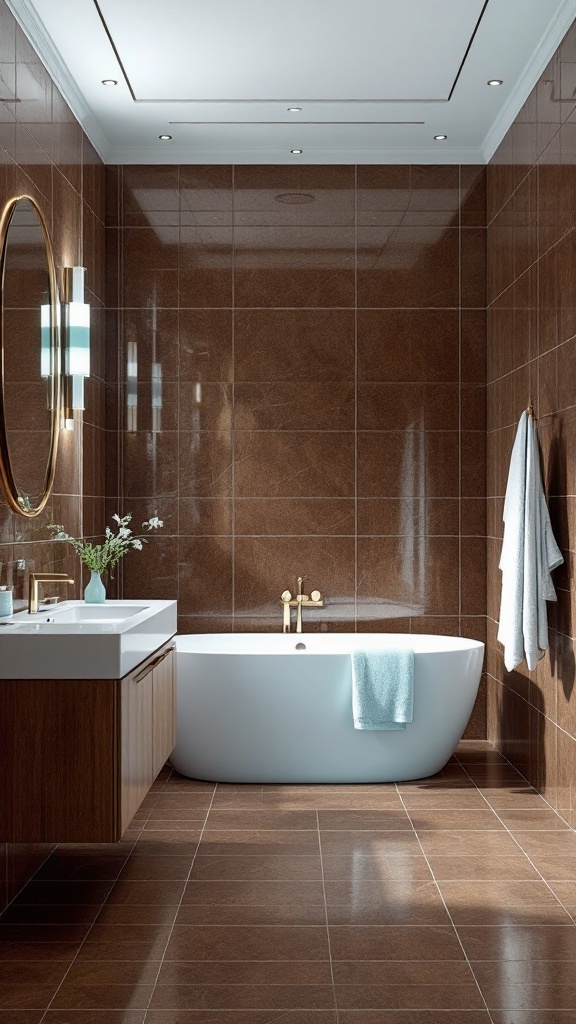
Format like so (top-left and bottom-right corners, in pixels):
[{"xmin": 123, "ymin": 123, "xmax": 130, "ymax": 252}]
[{"xmin": 280, "ymin": 577, "xmax": 324, "ymax": 633}]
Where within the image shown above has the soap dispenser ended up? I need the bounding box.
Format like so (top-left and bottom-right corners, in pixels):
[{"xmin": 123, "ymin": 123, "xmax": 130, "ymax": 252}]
[{"xmin": 0, "ymin": 586, "xmax": 13, "ymax": 617}]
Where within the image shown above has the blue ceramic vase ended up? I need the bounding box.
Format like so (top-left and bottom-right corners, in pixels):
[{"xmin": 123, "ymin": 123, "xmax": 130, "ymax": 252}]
[{"xmin": 84, "ymin": 570, "xmax": 106, "ymax": 604}]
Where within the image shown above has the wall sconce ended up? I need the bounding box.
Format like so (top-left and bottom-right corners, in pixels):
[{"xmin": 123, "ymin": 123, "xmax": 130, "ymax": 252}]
[
  {"xmin": 127, "ymin": 340, "xmax": 138, "ymax": 433},
  {"xmin": 152, "ymin": 361, "xmax": 162, "ymax": 433},
  {"xmin": 62, "ymin": 267, "xmax": 90, "ymax": 429}
]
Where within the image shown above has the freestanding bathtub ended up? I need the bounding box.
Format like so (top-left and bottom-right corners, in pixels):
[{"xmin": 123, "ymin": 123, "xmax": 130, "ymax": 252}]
[{"xmin": 173, "ymin": 633, "xmax": 484, "ymax": 783}]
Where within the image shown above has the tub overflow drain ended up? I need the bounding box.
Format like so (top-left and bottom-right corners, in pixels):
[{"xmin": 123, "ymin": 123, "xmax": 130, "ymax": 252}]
[{"xmin": 295, "ymin": 642, "xmax": 306, "ymax": 650}]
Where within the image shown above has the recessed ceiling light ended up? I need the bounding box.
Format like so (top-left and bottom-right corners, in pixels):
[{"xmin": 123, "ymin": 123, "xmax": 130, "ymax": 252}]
[
  {"xmin": 101, "ymin": 79, "xmax": 118, "ymax": 86},
  {"xmin": 487, "ymin": 79, "xmax": 503, "ymax": 86},
  {"xmin": 291, "ymin": 148, "xmax": 303, "ymax": 154},
  {"xmin": 434, "ymin": 135, "xmax": 447, "ymax": 141},
  {"xmin": 287, "ymin": 107, "xmax": 302, "ymax": 112},
  {"xmin": 159, "ymin": 134, "xmax": 172, "ymax": 141}
]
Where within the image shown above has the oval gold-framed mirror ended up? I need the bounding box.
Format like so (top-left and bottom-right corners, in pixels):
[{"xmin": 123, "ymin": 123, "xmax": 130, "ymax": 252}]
[{"xmin": 0, "ymin": 194, "xmax": 61, "ymax": 518}]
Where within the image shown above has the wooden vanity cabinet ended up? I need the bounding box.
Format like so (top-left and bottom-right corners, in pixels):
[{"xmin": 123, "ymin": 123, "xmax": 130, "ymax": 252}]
[{"xmin": 0, "ymin": 639, "xmax": 176, "ymax": 843}]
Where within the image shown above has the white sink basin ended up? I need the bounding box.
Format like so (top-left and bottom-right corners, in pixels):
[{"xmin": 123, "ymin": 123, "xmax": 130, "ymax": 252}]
[
  {"xmin": 45, "ymin": 604, "xmax": 144, "ymax": 624},
  {"xmin": 0, "ymin": 600, "xmax": 177, "ymax": 679}
]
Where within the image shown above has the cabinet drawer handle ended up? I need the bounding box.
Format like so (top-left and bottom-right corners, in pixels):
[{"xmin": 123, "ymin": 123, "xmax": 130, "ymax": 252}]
[{"xmin": 133, "ymin": 644, "xmax": 175, "ymax": 683}]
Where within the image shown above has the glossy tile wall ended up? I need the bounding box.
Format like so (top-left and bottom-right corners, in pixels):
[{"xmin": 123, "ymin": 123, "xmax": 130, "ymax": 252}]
[
  {"xmin": 106, "ymin": 162, "xmax": 487, "ymax": 729},
  {"xmin": 487, "ymin": 21, "xmax": 576, "ymax": 822},
  {"xmin": 0, "ymin": 0, "xmax": 106, "ymax": 909}
]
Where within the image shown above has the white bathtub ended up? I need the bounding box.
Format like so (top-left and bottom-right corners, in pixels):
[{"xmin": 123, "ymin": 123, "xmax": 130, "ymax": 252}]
[{"xmin": 173, "ymin": 633, "xmax": 484, "ymax": 784}]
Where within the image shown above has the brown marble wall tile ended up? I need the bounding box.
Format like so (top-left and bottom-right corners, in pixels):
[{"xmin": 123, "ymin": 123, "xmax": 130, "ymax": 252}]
[
  {"xmin": 357, "ymin": 226, "xmax": 459, "ymax": 308},
  {"xmin": 487, "ymin": 17, "xmax": 576, "ymax": 804},
  {"xmin": 357, "ymin": 309, "xmax": 459, "ymax": 383},
  {"xmin": 235, "ymin": 309, "xmax": 355, "ymax": 383}
]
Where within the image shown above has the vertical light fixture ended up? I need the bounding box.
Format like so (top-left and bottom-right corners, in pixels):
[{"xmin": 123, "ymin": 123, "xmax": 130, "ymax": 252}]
[
  {"xmin": 63, "ymin": 267, "xmax": 90, "ymax": 428},
  {"xmin": 152, "ymin": 361, "xmax": 162, "ymax": 432},
  {"xmin": 127, "ymin": 341, "xmax": 138, "ymax": 433}
]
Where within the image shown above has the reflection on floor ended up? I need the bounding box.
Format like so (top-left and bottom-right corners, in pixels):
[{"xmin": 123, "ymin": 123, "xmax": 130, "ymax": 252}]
[{"xmin": 0, "ymin": 740, "xmax": 575, "ymax": 1023}]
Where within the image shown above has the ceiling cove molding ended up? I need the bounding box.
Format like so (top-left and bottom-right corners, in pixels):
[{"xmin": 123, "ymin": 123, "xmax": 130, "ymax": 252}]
[
  {"xmin": 481, "ymin": 0, "xmax": 576, "ymax": 164},
  {"xmin": 4, "ymin": 0, "xmax": 111, "ymax": 162},
  {"xmin": 108, "ymin": 145, "xmax": 485, "ymax": 166}
]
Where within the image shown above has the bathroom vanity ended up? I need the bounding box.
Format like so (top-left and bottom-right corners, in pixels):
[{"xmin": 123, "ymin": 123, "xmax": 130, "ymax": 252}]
[{"xmin": 0, "ymin": 600, "xmax": 177, "ymax": 843}]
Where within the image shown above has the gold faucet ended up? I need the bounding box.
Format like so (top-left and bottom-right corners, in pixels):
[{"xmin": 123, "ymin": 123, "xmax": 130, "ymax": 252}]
[
  {"xmin": 28, "ymin": 572, "xmax": 74, "ymax": 614},
  {"xmin": 280, "ymin": 576, "xmax": 324, "ymax": 633}
]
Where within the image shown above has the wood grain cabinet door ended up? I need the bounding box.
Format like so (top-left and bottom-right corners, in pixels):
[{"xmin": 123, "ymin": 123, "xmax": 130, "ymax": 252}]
[
  {"xmin": 152, "ymin": 645, "xmax": 176, "ymax": 779},
  {"xmin": 120, "ymin": 660, "xmax": 154, "ymax": 834}
]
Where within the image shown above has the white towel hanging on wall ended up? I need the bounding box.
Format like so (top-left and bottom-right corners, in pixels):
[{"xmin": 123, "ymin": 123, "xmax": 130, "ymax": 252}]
[{"xmin": 497, "ymin": 410, "xmax": 563, "ymax": 672}]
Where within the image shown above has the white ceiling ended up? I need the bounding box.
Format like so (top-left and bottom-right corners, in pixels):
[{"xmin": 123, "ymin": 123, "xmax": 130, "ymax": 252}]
[{"xmin": 6, "ymin": 0, "xmax": 576, "ymax": 163}]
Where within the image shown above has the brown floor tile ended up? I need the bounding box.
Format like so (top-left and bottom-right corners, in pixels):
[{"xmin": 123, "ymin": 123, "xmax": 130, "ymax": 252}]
[
  {"xmin": 490, "ymin": 1012, "xmax": 576, "ymax": 1022},
  {"xmin": 117, "ymin": 856, "xmax": 194, "ymax": 881},
  {"xmin": 0, "ymin": 943, "xmax": 80, "ymax": 962},
  {"xmin": 33, "ymin": 855, "xmax": 128, "ymax": 881},
  {"xmin": 0, "ymin": 907, "xmax": 101, "ymax": 926},
  {"xmin": 0, "ymin": 964, "xmax": 68, "ymax": 988},
  {"xmin": 321, "ymin": 855, "xmax": 433, "ymax": 881},
  {"xmin": 324, "ymin": 880, "xmax": 449, "ymax": 925},
  {"xmin": 133, "ymin": 836, "xmax": 201, "ymax": 855},
  {"xmin": 417, "ymin": 830, "xmax": 520, "ymax": 857},
  {"xmin": 50, "ymin": 984, "xmax": 154, "ymax": 1010},
  {"xmin": 329, "ymin": 925, "xmax": 464, "ymax": 961},
  {"xmin": 181, "ymin": 878, "xmax": 325, "ymax": 905},
  {"xmin": 199, "ymin": 831, "xmax": 319, "ymax": 856},
  {"xmin": 157, "ymin": 962, "xmax": 333, "ymax": 985},
  {"xmin": 175, "ymin": 903, "xmax": 326, "ymax": 926},
  {"xmin": 164, "ymin": 924, "xmax": 330, "ymax": 961},
  {"xmin": 511, "ymin": 832, "xmax": 576, "ymax": 858},
  {"xmin": 427, "ymin": 856, "xmax": 539, "ymax": 881},
  {"xmin": 0, "ymin": 987, "xmax": 62, "ymax": 1010},
  {"xmin": 13, "ymin": 882, "xmax": 112, "ymax": 906},
  {"xmin": 495, "ymin": 809, "xmax": 570, "ymax": 830},
  {"xmin": 408, "ymin": 809, "xmax": 505, "ymax": 831},
  {"xmin": 145, "ymin": 1014, "xmax": 337, "ymax": 1024},
  {"xmin": 459, "ymin": 924, "xmax": 576, "ymax": 960},
  {"xmin": 44, "ymin": 1013, "xmax": 146, "ymax": 1024},
  {"xmin": 0, "ymin": 927, "xmax": 89, "ymax": 944},
  {"xmin": 473, "ymin": 959, "xmax": 576, "ymax": 986},
  {"xmin": 0, "ymin": 1013, "xmax": 46, "ymax": 1024},
  {"xmin": 205, "ymin": 811, "xmax": 318, "ymax": 830},
  {"xmin": 338, "ymin": 1011, "xmax": 491, "ymax": 1019},
  {"xmin": 104, "ymin": 881, "xmax": 186, "ymax": 905},
  {"xmin": 189, "ymin": 856, "xmax": 323, "ymax": 880},
  {"xmin": 93, "ymin": 904, "xmax": 179, "ymax": 926},
  {"xmin": 526, "ymin": 856, "xmax": 576, "ymax": 880},
  {"xmin": 548, "ymin": 880, "xmax": 576, "ymax": 913},
  {"xmin": 400, "ymin": 792, "xmax": 488, "ymax": 809},
  {"xmin": 338, "ymin": 1015, "xmax": 490, "ymax": 1024},
  {"xmin": 148, "ymin": 984, "xmax": 336, "ymax": 1010},
  {"xmin": 317, "ymin": 810, "xmax": 411, "ymax": 830},
  {"xmin": 141, "ymin": 820, "xmax": 205, "ymax": 832},
  {"xmin": 438, "ymin": 879, "xmax": 570, "ymax": 926},
  {"xmin": 335, "ymin": 981, "xmax": 485, "ymax": 1010},
  {"xmin": 320, "ymin": 831, "xmax": 420, "ymax": 856},
  {"xmin": 479, "ymin": 789, "xmax": 548, "ymax": 809},
  {"xmin": 77, "ymin": 924, "xmax": 172, "ymax": 960},
  {"xmin": 63, "ymin": 961, "xmax": 159, "ymax": 985}
]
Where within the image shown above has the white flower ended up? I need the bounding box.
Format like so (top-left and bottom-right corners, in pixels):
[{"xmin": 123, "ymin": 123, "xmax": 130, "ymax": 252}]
[
  {"xmin": 118, "ymin": 527, "xmax": 132, "ymax": 539},
  {"xmin": 131, "ymin": 538, "xmax": 143, "ymax": 550},
  {"xmin": 144, "ymin": 516, "xmax": 163, "ymax": 530}
]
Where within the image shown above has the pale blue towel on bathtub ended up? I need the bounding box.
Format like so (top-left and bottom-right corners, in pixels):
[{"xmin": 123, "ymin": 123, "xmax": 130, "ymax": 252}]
[{"xmin": 351, "ymin": 649, "xmax": 414, "ymax": 730}]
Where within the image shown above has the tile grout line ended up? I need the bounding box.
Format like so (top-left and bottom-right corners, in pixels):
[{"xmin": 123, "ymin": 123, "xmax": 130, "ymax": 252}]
[
  {"xmin": 395, "ymin": 780, "xmax": 497, "ymax": 1024},
  {"xmin": 142, "ymin": 779, "xmax": 219, "ymax": 1018},
  {"xmin": 316, "ymin": 809, "xmax": 339, "ymax": 1022}
]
